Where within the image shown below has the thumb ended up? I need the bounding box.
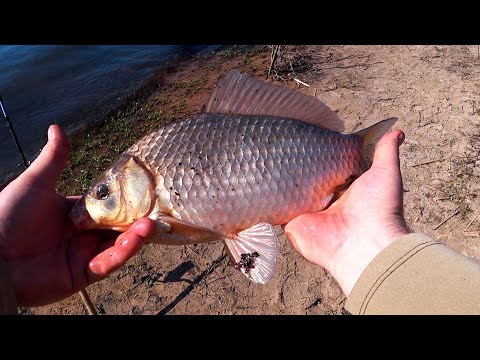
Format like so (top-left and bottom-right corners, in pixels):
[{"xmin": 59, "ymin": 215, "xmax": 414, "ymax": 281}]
[
  {"xmin": 371, "ymin": 130, "xmax": 404, "ymax": 174},
  {"xmin": 24, "ymin": 125, "xmax": 70, "ymax": 189}
]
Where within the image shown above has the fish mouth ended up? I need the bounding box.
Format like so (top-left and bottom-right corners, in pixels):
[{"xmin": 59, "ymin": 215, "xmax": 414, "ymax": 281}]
[{"xmin": 69, "ymin": 197, "xmax": 97, "ymax": 230}]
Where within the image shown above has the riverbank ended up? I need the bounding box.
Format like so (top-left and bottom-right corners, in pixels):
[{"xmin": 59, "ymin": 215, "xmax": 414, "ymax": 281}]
[{"xmin": 55, "ymin": 45, "xmax": 270, "ymax": 196}]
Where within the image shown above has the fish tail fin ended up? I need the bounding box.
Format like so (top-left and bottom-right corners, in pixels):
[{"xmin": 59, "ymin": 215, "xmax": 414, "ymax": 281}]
[{"xmin": 354, "ymin": 117, "xmax": 398, "ymax": 167}]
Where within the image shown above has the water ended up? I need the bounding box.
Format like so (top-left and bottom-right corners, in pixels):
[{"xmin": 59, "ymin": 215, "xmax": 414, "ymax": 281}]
[{"xmin": 0, "ymin": 45, "xmax": 222, "ymax": 185}]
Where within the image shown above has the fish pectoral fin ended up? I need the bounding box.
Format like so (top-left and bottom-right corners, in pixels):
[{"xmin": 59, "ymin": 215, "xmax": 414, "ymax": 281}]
[
  {"xmin": 149, "ymin": 215, "xmax": 224, "ymax": 245},
  {"xmin": 325, "ymin": 176, "xmax": 357, "ymax": 209},
  {"xmin": 224, "ymin": 223, "xmax": 278, "ymax": 285}
]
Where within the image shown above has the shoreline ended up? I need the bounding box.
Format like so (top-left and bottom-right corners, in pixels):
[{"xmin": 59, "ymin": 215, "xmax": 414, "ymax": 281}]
[
  {"xmin": 1, "ymin": 45, "xmax": 270, "ymax": 193},
  {"xmin": 57, "ymin": 45, "xmax": 270, "ymax": 196},
  {"xmin": 0, "ymin": 46, "xmax": 222, "ymax": 188}
]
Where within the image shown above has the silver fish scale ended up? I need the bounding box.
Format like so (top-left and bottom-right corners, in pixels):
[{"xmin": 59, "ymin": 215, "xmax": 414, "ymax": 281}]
[{"xmin": 126, "ymin": 114, "xmax": 364, "ymax": 234}]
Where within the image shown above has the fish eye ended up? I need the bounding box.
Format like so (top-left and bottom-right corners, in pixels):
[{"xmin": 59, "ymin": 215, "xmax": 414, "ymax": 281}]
[{"xmin": 96, "ymin": 183, "xmax": 109, "ymax": 200}]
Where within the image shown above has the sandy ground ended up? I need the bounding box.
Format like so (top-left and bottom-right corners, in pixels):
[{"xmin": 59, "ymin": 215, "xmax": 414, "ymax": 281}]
[{"xmin": 24, "ymin": 45, "xmax": 480, "ymax": 315}]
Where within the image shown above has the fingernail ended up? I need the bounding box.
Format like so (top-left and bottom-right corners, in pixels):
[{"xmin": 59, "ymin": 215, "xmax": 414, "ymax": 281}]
[
  {"xmin": 132, "ymin": 218, "xmax": 146, "ymax": 232},
  {"xmin": 47, "ymin": 126, "xmax": 53, "ymax": 141},
  {"xmin": 397, "ymin": 131, "xmax": 405, "ymax": 145}
]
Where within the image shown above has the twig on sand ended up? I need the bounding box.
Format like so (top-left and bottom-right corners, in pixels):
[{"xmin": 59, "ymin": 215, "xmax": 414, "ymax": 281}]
[
  {"xmin": 79, "ymin": 289, "xmax": 97, "ymax": 315},
  {"xmin": 293, "ymin": 78, "xmax": 310, "ymax": 87},
  {"xmin": 271, "ymin": 70, "xmax": 287, "ymax": 83},
  {"xmin": 404, "ymin": 138, "xmax": 428, "ymax": 151},
  {"xmin": 319, "ymin": 61, "xmax": 384, "ymax": 70},
  {"xmin": 433, "ymin": 207, "xmax": 461, "ymax": 231},
  {"xmin": 267, "ymin": 45, "xmax": 281, "ymax": 79},
  {"xmin": 464, "ymin": 212, "xmax": 478, "ymax": 232},
  {"xmin": 411, "ymin": 158, "xmax": 444, "ymax": 167}
]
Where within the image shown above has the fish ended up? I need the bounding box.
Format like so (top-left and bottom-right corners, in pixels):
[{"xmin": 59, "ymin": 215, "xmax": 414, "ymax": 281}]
[{"xmin": 69, "ymin": 70, "xmax": 397, "ymax": 284}]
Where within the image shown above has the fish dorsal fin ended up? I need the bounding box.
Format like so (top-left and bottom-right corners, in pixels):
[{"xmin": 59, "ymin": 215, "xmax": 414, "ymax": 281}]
[
  {"xmin": 224, "ymin": 222, "xmax": 278, "ymax": 284},
  {"xmin": 204, "ymin": 70, "xmax": 344, "ymax": 132}
]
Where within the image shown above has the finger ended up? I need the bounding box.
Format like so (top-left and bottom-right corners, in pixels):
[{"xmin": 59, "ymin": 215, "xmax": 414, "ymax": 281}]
[
  {"xmin": 86, "ymin": 218, "xmax": 155, "ymax": 283},
  {"xmin": 372, "ymin": 130, "xmax": 404, "ymax": 174},
  {"xmin": 284, "ymin": 213, "xmax": 320, "ymax": 252},
  {"xmin": 96, "ymin": 217, "xmax": 156, "ymax": 252},
  {"xmin": 283, "ymin": 222, "xmax": 302, "ymax": 254},
  {"xmin": 24, "ymin": 124, "xmax": 70, "ymax": 189},
  {"xmin": 284, "ymin": 212, "xmax": 326, "ymax": 262},
  {"xmin": 129, "ymin": 217, "xmax": 156, "ymax": 238},
  {"xmin": 86, "ymin": 231, "xmax": 146, "ymax": 283}
]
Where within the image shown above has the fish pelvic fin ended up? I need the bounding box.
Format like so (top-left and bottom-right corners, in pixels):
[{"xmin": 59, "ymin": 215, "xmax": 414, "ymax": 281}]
[
  {"xmin": 224, "ymin": 222, "xmax": 278, "ymax": 285},
  {"xmin": 354, "ymin": 117, "xmax": 398, "ymax": 167},
  {"xmin": 147, "ymin": 215, "xmax": 224, "ymax": 245}
]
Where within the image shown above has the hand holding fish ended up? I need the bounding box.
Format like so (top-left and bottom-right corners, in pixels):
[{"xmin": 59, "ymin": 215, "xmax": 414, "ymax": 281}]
[
  {"xmin": 0, "ymin": 125, "xmax": 154, "ymax": 307},
  {"xmin": 285, "ymin": 130, "xmax": 410, "ymax": 296}
]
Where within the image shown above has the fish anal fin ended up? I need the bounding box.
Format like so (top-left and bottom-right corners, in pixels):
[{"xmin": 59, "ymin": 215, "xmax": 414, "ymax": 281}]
[
  {"xmin": 148, "ymin": 215, "xmax": 224, "ymax": 245},
  {"xmin": 204, "ymin": 70, "xmax": 344, "ymax": 132},
  {"xmin": 224, "ymin": 222, "xmax": 278, "ymax": 284}
]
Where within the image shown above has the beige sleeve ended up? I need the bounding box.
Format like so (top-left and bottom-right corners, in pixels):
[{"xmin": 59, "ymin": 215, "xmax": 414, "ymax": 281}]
[
  {"xmin": 0, "ymin": 258, "xmax": 17, "ymax": 315},
  {"xmin": 345, "ymin": 233, "xmax": 480, "ymax": 315}
]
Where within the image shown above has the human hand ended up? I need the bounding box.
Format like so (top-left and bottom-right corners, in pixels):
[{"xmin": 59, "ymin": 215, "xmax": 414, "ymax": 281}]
[
  {"xmin": 285, "ymin": 130, "xmax": 409, "ymax": 296},
  {"xmin": 0, "ymin": 125, "xmax": 154, "ymax": 307}
]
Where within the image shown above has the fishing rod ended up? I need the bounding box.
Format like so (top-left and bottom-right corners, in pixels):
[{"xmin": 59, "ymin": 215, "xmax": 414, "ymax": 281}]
[
  {"xmin": 0, "ymin": 95, "xmax": 97, "ymax": 315},
  {"xmin": 0, "ymin": 96, "xmax": 29, "ymax": 169}
]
